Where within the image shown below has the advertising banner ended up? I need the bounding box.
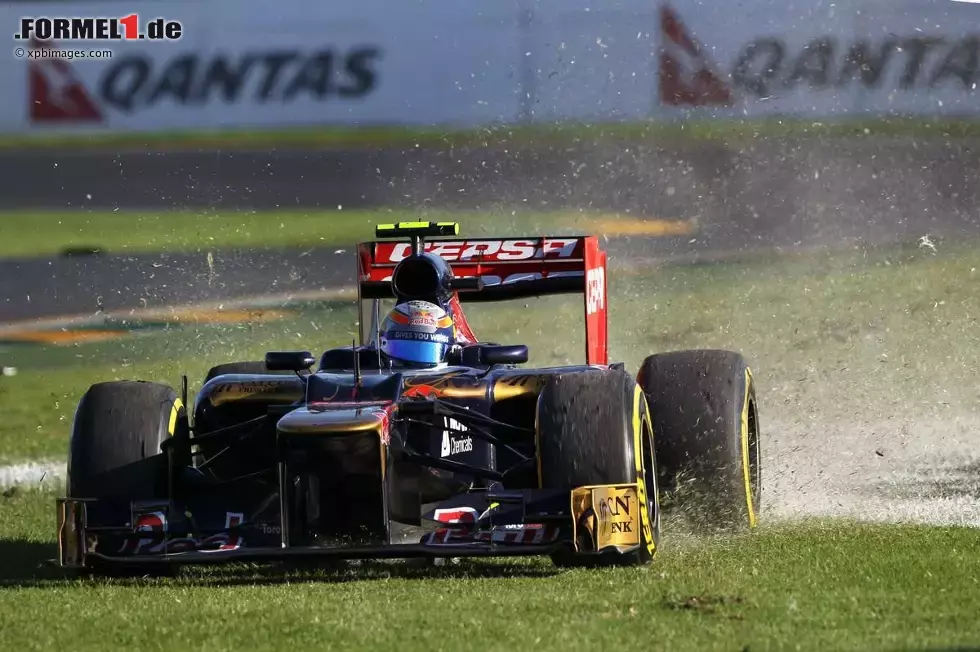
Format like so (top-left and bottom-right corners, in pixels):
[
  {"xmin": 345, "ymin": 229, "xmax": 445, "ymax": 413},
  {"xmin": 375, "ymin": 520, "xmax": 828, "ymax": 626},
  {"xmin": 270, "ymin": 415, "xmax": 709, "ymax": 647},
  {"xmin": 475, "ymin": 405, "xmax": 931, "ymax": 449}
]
[
  {"xmin": 657, "ymin": 0, "xmax": 980, "ymax": 118},
  {"xmin": 0, "ymin": 0, "xmax": 524, "ymax": 133},
  {"xmin": 1, "ymin": 0, "xmax": 978, "ymax": 134}
]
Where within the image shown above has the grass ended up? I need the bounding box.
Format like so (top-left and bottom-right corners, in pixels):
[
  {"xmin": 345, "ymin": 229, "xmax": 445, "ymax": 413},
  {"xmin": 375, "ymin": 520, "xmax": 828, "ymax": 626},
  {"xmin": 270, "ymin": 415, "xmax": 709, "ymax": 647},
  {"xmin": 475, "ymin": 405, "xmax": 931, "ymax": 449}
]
[
  {"xmin": 0, "ymin": 208, "xmax": 607, "ymax": 259},
  {"xmin": 5, "ymin": 116, "xmax": 980, "ymax": 152},
  {"xmin": 2, "ymin": 236, "xmax": 979, "ymax": 463},
  {"xmin": 1, "ymin": 487, "xmax": 979, "ymax": 651}
]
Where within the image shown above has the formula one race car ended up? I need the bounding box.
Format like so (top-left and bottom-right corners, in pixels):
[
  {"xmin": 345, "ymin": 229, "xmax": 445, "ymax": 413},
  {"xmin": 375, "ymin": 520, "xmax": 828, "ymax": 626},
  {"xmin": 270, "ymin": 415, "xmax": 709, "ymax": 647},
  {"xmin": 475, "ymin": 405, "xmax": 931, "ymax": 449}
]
[{"xmin": 56, "ymin": 222, "xmax": 761, "ymax": 574}]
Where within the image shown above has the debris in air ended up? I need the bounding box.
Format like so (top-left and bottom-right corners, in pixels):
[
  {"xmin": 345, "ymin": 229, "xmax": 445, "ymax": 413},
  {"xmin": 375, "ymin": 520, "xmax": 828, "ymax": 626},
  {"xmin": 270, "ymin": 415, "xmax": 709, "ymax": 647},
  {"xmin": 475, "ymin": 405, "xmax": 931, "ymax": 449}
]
[{"xmin": 918, "ymin": 235, "xmax": 937, "ymax": 253}]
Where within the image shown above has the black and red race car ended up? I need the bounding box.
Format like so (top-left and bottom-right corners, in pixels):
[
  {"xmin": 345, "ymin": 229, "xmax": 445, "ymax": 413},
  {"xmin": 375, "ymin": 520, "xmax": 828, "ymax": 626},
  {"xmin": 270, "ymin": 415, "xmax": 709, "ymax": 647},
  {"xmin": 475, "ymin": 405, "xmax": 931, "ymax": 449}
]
[{"xmin": 57, "ymin": 222, "xmax": 761, "ymax": 574}]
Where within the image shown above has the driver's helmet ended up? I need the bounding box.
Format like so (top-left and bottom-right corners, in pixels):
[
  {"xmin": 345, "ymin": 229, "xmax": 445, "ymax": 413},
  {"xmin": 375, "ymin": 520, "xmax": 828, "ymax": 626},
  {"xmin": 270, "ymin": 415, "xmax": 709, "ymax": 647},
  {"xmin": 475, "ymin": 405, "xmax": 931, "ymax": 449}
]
[{"xmin": 380, "ymin": 300, "xmax": 455, "ymax": 368}]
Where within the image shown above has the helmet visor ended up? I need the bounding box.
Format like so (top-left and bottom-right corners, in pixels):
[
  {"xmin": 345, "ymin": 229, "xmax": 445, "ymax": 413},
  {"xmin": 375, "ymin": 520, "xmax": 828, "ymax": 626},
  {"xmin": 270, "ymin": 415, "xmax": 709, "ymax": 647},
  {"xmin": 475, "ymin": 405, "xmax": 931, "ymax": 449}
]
[{"xmin": 384, "ymin": 338, "xmax": 448, "ymax": 366}]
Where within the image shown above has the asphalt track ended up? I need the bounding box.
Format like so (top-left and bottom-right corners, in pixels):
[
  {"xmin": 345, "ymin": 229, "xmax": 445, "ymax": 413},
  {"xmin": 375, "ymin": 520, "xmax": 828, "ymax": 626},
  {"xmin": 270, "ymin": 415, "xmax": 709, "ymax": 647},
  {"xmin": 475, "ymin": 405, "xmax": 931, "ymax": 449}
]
[{"xmin": 2, "ymin": 136, "xmax": 979, "ymax": 323}]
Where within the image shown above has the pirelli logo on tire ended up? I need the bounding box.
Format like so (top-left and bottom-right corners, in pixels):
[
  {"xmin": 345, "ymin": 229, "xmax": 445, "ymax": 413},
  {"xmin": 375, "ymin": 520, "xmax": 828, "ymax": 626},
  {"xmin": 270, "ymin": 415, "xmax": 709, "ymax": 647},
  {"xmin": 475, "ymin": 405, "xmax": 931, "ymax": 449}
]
[{"xmin": 570, "ymin": 484, "xmax": 641, "ymax": 553}]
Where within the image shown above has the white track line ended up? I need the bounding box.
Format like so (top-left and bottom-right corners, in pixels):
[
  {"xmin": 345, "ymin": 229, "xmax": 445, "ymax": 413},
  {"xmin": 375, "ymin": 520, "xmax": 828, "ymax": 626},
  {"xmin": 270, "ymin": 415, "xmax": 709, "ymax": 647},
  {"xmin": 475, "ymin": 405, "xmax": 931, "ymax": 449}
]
[{"xmin": 0, "ymin": 460, "xmax": 65, "ymax": 489}]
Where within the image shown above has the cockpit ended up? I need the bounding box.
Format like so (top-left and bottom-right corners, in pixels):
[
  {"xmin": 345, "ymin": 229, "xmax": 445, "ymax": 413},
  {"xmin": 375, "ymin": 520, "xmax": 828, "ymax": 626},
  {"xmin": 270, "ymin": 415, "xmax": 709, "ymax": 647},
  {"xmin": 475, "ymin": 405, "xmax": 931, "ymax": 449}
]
[{"xmin": 316, "ymin": 342, "xmax": 529, "ymax": 373}]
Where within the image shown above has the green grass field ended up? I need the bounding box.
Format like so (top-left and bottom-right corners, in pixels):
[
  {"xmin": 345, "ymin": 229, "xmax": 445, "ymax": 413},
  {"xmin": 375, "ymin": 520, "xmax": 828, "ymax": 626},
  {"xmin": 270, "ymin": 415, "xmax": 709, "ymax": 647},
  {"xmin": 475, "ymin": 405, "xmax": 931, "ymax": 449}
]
[
  {"xmin": 5, "ymin": 116, "xmax": 980, "ymax": 152},
  {"xmin": 2, "ymin": 238, "xmax": 979, "ymax": 650},
  {"xmin": 1, "ymin": 487, "xmax": 979, "ymax": 651},
  {"xmin": 0, "ymin": 208, "xmax": 610, "ymax": 259}
]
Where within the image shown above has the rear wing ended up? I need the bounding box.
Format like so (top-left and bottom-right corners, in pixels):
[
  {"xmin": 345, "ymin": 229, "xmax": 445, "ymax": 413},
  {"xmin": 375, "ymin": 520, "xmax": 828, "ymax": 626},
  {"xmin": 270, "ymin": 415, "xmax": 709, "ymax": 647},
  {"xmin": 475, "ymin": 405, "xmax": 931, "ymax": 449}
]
[{"xmin": 355, "ymin": 234, "xmax": 608, "ymax": 365}]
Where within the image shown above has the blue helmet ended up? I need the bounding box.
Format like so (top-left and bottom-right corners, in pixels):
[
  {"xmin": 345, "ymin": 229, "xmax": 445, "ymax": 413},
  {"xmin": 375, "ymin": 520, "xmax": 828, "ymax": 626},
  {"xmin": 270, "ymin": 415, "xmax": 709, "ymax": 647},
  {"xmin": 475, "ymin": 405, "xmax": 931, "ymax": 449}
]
[{"xmin": 380, "ymin": 300, "xmax": 455, "ymax": 367}]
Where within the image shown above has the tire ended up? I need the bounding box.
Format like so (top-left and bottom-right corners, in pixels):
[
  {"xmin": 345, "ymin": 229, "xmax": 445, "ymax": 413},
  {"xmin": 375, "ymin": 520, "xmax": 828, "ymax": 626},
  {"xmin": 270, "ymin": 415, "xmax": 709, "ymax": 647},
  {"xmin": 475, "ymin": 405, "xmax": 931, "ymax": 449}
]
[
  {"xmin": 68, "ymin": 380, "xmax": 186, "ymax": 500},
  {"xmin": 536, "ymin": 369, "xmax": 660, "ymax": 567},
  {"xmin": 203, "ymin": 361, "xmax": 289, "ymax": 384},
  {"xmin": 67, "ymin": 380, "xmax": 186, "ymax": 577},
  {"xmin": 636, "ymin": 350, "xmax": 761, "ymax": 532}
]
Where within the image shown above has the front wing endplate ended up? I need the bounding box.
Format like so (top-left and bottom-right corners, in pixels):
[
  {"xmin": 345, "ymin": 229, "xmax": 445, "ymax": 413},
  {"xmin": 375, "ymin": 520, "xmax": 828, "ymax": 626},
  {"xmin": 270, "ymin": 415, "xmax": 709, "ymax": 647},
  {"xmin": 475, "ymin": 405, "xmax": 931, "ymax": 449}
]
[
  {"xmin": 57, "ymin": 498, "xmax": 92, "ymax": 568},
  {"xmin": 570, "ymin": 484, "xmax": 642, "ymax": 554}
]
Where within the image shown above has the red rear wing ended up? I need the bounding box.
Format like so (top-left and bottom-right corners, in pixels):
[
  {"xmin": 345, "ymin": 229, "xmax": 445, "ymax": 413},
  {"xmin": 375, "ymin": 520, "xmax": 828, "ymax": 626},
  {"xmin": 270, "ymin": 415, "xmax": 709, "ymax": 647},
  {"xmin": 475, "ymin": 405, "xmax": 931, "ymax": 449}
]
[{"xmin": 356, "ymin": 236, "xmax": 608, "ymax": 365}]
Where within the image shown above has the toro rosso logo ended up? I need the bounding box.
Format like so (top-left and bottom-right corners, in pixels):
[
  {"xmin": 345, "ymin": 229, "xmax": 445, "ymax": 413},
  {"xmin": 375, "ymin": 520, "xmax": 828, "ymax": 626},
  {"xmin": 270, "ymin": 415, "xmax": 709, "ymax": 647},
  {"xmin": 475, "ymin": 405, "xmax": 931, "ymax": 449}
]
[{"xmin": 380, "ymin": 239, "xmax": 582, "ymax": 263}]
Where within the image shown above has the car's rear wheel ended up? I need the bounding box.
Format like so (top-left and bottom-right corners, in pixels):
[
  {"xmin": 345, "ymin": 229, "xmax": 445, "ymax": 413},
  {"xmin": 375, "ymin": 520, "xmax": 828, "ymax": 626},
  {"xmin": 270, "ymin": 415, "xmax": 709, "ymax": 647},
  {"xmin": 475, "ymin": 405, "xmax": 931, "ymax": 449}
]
[
  {"xmin": 536, "ymin": 370, "xmax": 660, "ymax": 567},
  {"xmin": 637, "ymin": 350, "xmax": 761, "ymax": 532}
]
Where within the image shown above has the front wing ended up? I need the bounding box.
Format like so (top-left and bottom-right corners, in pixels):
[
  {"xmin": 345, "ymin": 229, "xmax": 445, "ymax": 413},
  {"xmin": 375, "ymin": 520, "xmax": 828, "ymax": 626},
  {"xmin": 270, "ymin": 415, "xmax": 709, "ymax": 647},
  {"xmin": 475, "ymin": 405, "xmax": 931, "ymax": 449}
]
[{"xmin": 56, "ymin": 483, "xmax": 645, "ymax": 569}]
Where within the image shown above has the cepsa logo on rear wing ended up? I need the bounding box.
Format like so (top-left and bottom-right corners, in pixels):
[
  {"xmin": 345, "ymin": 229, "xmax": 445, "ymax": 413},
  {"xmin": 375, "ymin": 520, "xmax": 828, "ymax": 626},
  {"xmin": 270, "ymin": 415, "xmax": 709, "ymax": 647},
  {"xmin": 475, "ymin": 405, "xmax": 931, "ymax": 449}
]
[
  {"xmin": 376, "ymin": 238, "xmax": 584, "ymax": 264},
  {"xmin": 357, "ymin": 235, "xmax": 609, "ymax": 365}
]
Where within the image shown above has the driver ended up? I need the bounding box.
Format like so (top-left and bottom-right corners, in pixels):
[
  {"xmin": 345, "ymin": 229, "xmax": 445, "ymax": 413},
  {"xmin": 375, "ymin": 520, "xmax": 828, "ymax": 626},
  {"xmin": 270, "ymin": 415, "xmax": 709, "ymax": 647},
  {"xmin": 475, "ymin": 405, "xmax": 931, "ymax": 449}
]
[{"xmin": 379, "ymin": 300, "xmax": 456, "ymax": 368}]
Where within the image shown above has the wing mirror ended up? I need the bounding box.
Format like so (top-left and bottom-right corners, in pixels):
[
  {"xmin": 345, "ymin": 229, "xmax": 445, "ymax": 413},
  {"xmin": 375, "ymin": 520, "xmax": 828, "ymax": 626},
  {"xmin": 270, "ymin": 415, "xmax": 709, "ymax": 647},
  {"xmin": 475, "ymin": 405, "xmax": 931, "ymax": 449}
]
[
  {"xmin": 478, "ymin": 345, "xmax": 529, "ymax": 366},
  {"xmin": 265, "ymin": 351, "xmax": 316, "ymax": 372}
]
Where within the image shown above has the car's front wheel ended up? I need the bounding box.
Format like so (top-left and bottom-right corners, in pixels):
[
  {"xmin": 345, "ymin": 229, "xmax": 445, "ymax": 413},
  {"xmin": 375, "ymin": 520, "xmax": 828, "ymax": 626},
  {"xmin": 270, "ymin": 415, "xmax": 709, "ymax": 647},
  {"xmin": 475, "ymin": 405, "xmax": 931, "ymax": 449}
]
[
  {"xmin": 536, "ymin": 369, "xmax": 660, "ymax": 567},
  {"xmin": 68, "ymin": 380, "xmax": 186, "ymax": 576}
]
